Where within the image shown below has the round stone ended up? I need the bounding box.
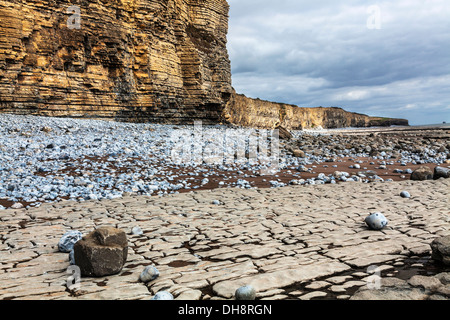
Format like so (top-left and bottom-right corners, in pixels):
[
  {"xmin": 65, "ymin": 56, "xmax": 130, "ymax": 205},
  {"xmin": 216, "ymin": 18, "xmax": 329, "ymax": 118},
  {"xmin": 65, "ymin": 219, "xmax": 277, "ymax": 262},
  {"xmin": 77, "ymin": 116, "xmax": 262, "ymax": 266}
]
[
  {"xmin": 139, "ymin": 265, "xmax": 160, "ymax": 283},
  {"xmin": 235, "ymin": 285, "xmax": 256, "ymax": 300},
  {"xmin": 88, "ymin": 194, "xmax": 98, "ymax": 201},
  {"xmin": 58, "ymin": 230, "xmax": 83, "ymax": 253},
  {"xmin": 11, "ymin": 202, "xmax": 24, "ymax": 209},
  {"xmin": 151, "ymin": 291, "xmax": 174, "ymax": 300},
  {"xmin": 400, "ymin": 191, "xmax": 411, "ymax": 198},
  {"xmin": 131, "ymin": 226, "xmax": 143, "ymax": 235},
  {"xmin": 365, "ymin": 212, "xmax": 388, "ymax": 230}
]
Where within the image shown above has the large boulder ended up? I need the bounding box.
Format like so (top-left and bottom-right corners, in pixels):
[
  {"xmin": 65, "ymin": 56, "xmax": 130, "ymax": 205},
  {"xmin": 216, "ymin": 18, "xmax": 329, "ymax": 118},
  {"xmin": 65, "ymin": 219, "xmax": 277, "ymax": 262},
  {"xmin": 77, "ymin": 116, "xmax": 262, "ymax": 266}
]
[
  {"xmin": 431, "ymin": 236, "xmax": 450, "ymax": 266},
  {"xmin": 73, "ymin": 227, "xmax": 128, "ymax": 277},
  {"xmin": 410, "ymin": 166, "xmax": 433, "ymax": 181}
]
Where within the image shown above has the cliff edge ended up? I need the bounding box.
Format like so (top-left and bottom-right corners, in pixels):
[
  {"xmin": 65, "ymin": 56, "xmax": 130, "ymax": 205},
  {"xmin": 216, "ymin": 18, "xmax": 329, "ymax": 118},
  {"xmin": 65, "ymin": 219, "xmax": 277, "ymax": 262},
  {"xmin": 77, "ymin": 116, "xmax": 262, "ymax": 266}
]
[{"xmin": 223, "ymin": 92, "xmax": 409, "ymax": 130}]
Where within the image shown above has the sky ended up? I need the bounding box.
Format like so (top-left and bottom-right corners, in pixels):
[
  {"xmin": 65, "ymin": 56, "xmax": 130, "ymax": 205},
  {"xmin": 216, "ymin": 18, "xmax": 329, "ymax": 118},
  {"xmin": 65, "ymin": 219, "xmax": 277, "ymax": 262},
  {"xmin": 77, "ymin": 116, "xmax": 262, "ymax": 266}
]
[{"xmin": 226, "ymin": 0, "xmax": 450, "ymax": 125}]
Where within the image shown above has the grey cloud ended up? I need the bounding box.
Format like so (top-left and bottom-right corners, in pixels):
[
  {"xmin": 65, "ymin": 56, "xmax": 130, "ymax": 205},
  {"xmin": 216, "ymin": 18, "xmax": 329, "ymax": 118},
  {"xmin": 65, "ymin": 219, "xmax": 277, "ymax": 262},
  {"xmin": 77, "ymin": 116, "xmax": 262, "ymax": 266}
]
[{"xmin": 227, "ymin": 0, "xmax": 450, "ymax": 124}]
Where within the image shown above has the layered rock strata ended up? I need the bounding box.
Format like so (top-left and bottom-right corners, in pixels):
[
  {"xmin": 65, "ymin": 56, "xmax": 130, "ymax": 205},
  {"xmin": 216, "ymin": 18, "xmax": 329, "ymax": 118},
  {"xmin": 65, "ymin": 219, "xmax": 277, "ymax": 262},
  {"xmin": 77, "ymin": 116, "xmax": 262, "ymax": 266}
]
[{"xmin": 0, "ymin": 0, "xmax": 232, "ymax": 123}]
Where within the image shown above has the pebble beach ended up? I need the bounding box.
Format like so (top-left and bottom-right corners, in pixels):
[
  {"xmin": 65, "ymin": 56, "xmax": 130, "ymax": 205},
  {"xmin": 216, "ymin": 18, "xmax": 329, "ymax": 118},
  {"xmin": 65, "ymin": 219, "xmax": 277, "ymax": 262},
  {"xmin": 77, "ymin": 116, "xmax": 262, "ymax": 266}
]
[
  {"xmin": 1, "ymin": 114, "xmax": 449, "ymax": 210},
  {"xmin": 0, "ymin": 114, "xmax": 449, "ymax": 300}
]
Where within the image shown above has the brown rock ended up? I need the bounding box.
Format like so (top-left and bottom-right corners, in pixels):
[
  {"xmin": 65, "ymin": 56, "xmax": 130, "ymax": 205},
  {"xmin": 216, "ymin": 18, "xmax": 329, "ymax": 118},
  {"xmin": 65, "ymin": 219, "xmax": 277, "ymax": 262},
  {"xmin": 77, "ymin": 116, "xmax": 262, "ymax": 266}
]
[
  {"xmin": 95, "ymin": 227, "xmax": 128, "ymax": 247},
  {"xmin": 73, "ymin": 227, "xmax": 128, "ymax": 277},
  {"xmin": 431, "ymin": 236, "xmax": 450, "ymax": 266},
  {"xmin": 350, "ymin": 284, "xmax": 428, "ymax": 300},
  {"xmin": 292, "ymin": 149, "xmax": 305, "ymax": 158},
  {"xmin": 408, "ymin": 275, "xmax": 443, "ymax": 291},
  {"xmin": 351, "ymin": 275, "xmax": 448, "ymax": 300},
  {"xmin": 276, "ymin": 126, "xmax": 292, "ymax": 140},
  {"xmin": 410, "ymin": 166, "xmax": 434, "ymax": 181}
]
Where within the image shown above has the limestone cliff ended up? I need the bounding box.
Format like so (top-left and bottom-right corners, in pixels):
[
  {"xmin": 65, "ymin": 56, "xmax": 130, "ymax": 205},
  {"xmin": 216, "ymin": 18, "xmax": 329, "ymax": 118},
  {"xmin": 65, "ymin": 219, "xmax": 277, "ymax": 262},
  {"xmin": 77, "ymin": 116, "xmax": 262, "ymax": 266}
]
[
  {"xmin": 0, "ymin": 0, "xmax": 232, "ymax": 123},
  {"xmin": 223, "ymin": 92, "xmax": 409, "ymax": 130}
]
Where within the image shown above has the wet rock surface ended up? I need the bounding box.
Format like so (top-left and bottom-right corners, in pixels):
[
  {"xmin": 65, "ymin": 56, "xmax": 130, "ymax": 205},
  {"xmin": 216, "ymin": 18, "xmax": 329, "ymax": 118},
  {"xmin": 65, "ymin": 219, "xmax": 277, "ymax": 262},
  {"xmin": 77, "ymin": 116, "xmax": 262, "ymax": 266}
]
[{"xmin": 351, "ymin": 273, "xmax": 450, "ymax": 300}]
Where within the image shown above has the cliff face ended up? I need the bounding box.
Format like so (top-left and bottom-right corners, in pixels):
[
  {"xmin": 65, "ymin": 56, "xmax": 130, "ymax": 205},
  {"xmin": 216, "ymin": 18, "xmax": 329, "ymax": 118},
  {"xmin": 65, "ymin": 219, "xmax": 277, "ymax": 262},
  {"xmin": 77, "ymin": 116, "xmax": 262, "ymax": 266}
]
[
  {"xmin": 223, "ymin": 92, "xmax": 409, "ymax": 130},
  {"xmin": 0, "ymin": 0, "xmax": 232, "ymax": 123},
  {"xmin": 0, "ymin": 0, "xmax": 408, "ymax": 128}
]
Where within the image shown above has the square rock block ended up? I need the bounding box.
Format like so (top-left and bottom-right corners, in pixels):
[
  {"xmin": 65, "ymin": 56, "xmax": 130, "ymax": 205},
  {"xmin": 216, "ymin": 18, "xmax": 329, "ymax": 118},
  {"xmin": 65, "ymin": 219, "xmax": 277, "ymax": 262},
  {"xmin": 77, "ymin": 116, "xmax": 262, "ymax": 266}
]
[{"xmin": 74, "ymin": 227, "xmax": 128, "ymax": 277}]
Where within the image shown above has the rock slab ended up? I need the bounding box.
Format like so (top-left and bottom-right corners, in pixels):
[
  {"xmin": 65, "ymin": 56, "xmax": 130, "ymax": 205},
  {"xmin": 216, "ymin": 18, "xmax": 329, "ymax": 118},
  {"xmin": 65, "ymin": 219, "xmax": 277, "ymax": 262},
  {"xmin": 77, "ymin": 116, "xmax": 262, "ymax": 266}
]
[
  {"xmin": 351, "ymin": 273, "xmax": 450, "ymax": 300},
  {"xmin": 73, "ymin": 227, "xmax": 128, "ymax": 277}
]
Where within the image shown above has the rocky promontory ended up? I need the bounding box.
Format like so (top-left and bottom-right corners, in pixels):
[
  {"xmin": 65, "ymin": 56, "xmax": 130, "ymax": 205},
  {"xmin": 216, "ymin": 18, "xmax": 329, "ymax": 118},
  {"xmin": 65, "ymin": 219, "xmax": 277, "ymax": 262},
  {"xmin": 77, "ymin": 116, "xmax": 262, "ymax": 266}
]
[{"xmin": 223, "ymin": 92, "xmax": 409, "ymax": 130}]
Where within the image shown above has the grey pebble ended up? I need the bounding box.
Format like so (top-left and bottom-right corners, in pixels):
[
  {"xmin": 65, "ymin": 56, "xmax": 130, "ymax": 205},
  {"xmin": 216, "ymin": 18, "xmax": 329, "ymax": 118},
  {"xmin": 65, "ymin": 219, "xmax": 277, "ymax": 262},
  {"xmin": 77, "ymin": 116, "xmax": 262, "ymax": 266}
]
[
  {"xmin": 400, "ymin": 191, "xmax": 411, "ymax": 198},
  {"xmin": 139, "ymin": 265, "xmax": 160, "ymax": 283},
  {"xmin": 131, "ymin": 226, "xmax": 143, "ymax": 235},
  {"xmin": 151, "ymin": 291, "xmax": 173, "ymax": 300},
  {"xmin": 365, "ymin": 212, "xmax": 388, "ymax": 230},
  {"xmin": 235, "ymin": 285, "xmax": 256, "ymax": 300}
]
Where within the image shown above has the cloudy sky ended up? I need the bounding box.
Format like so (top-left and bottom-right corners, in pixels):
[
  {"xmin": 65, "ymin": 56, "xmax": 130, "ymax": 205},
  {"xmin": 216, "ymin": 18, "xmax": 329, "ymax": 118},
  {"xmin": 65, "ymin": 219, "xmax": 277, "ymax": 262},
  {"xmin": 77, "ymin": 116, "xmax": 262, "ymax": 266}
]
[{"xmin": 227, "ymin": 0, "xmax": 450, "ymax": 125}]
